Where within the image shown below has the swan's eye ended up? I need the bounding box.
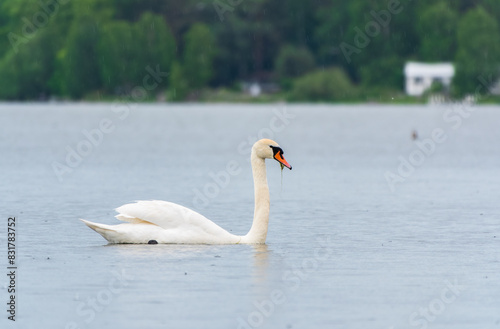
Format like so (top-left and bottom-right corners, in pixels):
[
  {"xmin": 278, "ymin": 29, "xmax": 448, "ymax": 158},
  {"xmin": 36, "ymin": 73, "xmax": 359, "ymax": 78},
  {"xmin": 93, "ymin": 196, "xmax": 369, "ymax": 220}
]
[{"xmin": 269, "ymin": 145, "xmax": 283, "ymax": 156}]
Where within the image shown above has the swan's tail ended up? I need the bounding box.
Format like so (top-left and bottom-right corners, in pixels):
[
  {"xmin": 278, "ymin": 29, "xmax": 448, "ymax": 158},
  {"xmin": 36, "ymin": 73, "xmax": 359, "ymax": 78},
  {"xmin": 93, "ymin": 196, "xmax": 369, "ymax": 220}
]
[{"xmin": 80, "ymin": 219, "xmax": 117, "ymax": 243}]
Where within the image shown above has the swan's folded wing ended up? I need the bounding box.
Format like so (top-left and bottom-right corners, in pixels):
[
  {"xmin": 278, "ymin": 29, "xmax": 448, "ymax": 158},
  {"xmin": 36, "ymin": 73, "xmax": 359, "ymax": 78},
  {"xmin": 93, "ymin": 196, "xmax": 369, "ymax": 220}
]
[
  {"xmin": 114, "ymin": 213, "xmax": 150, "ymax": 224},
  {"xmin": 115, "ymin": 200, "xmax": 231, "ymax": 237}
]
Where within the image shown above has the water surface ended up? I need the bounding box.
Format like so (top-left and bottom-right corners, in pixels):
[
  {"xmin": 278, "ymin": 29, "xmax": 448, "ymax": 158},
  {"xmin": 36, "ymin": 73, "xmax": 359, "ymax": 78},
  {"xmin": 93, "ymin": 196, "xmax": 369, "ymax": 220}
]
[{"xmin": 1, "ymin": 103, "xmax": 499, "ymax": 328}]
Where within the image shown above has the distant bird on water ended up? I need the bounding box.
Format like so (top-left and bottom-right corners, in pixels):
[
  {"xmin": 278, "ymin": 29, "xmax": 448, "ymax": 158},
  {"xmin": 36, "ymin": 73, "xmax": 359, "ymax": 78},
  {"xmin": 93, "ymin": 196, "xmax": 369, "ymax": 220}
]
[{"xmin": 411, "ymin": 130, "xmax": 418, "ymax": 140}]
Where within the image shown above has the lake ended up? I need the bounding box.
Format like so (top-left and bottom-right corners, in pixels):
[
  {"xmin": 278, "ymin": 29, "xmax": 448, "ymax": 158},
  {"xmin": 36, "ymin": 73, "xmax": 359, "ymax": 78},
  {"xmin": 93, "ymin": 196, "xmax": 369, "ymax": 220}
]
[{"xmin": 1, "ymin": 102, "xmax": 499, "ymax": 329}]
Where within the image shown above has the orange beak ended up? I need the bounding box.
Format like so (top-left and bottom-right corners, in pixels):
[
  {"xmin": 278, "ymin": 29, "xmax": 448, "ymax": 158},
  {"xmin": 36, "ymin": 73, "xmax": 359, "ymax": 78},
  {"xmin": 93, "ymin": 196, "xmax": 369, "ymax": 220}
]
[{"xmin": 274, "ymin": 151, "xmax": 292, "ymax": 170}]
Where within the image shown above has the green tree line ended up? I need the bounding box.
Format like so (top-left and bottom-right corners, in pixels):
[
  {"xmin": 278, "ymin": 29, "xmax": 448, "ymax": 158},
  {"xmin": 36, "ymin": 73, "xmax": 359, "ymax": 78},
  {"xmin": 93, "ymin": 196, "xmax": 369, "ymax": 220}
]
[{"xmin": 0, "ymin": 0, "xmax": 499, "ymax": 101}]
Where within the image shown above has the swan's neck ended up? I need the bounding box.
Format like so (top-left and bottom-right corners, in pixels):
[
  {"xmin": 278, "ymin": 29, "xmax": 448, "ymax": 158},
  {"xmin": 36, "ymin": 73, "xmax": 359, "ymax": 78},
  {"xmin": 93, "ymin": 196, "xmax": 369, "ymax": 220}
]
[{"xmin": 243, "ymin": 151, "xmax": 270, "ymax": 244}]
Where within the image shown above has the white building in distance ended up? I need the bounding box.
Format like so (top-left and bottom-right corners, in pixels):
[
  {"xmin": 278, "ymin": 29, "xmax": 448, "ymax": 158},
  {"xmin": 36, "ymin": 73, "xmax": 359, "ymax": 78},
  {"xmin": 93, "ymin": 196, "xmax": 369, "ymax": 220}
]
[{"xmin": 404, "ymin": 62, "xmax": 455, "ymax": 96}]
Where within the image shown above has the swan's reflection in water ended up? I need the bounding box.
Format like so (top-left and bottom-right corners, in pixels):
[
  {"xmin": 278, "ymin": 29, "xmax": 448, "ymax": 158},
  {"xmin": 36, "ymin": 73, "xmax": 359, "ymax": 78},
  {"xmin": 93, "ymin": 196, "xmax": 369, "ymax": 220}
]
[
  {"xmin": 251, "ymin": 244, "xmax": 288, "ymax": 300},
  {"xmin": 98, "ymin": 242, "xmax": 286, "ymax": 324},
  {"xmin": 252, "ymin": 244, "xmax": 270, "ymax": 286},
  {"xmin": 102, "ymin": 243, "xmax": 277, "ymax": 299},
  {"xmin": 103, "ymin": 243, "xmax": 274, "ymax": 284},
  {"xmin": 104, "ymin": 243, "xmax": 271, "ymax": 257},
  {"xmin": 103, "ymin": 243, "xmax": 220, "ymax": 258}
]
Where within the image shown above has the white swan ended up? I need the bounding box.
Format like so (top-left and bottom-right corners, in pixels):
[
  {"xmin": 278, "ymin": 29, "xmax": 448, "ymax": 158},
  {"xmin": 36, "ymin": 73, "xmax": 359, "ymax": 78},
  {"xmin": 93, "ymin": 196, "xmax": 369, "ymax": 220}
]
[{"xmin": 81, "ymin": 139, "xmax": 292, "ymax": 244}]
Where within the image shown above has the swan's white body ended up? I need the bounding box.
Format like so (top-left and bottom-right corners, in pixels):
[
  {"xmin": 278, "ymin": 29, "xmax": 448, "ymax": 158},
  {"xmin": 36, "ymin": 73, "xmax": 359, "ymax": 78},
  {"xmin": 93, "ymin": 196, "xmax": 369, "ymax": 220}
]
[
  {"xmin": 82, "ymin": 201, "xmax": 242, "ymax": 244},
  {"xmin": 81, "ymin": 139, "xmax": 291, "ymax": 244}
]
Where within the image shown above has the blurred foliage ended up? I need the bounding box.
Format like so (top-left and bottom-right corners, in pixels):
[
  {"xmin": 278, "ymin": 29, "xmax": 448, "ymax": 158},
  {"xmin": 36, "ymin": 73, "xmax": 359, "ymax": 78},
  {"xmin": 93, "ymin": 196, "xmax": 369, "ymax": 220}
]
[
  {"xmin": 168, "ymin": 61, "xmax": 189, "ymax": 101},
  {"xmin": 275, "ymin": 45, "xmax": 315, "ymax": 90},
  {"xmin": 135, "ymin": 13, "xmax": 175, "ymax": 82},
  {"xmin": 416, "ymin": 2, "xmax": 458, "ymax": 61},
  {"xmin": 98, "ymin": 13, "xmax": 175, "ymax": 93},
  {"xmin": 453, "ymin": 6, "xmax": 500, "ymax": 97},
  {"xmin": 0, "ymin": 27, "xmax": 59, "ymax": 99},
  {"xmin": 62, "ymin": 16, "xmax": 102, "ymax": 99},
  {"xmin": 359, "ymin": 55, "xmax": 404, "ymax": 89},
  {"xmin": 0, "ymin": 0, "xmax": 499, "ymax": 100},
  {"xmin": 183, "ymin": 23, "xmax": 216, "ymax": 91},
  {"xmin": 99, "ymin": 20, "xmax": 137, "ymax": 92},
  {"xmin": 289, "ymin": 67, "xmax": 357, "ymax": 102}
]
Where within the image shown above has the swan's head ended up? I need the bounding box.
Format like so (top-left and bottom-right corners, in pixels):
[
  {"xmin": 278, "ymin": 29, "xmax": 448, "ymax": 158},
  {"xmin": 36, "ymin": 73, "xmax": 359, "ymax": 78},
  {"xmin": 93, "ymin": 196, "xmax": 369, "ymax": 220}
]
[{"xmin": 253, "ymin": 139, "xmax": 292, "ymax": 170}]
